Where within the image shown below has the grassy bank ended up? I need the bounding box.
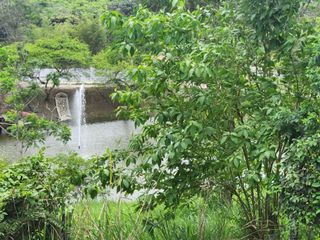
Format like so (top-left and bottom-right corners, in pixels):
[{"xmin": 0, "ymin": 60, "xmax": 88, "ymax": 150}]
[{"xmin": 71, "ymin": 198, "xmax": 244, "ymax": 240}]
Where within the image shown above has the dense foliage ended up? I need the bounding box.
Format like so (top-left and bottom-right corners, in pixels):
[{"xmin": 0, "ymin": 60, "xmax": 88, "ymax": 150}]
[
  {"xmin": 102, "ymin": 1, "xmax": 320, "ymax": 238},
  {"xmin": 1, "ymin": 0, "xmax": 320, "ymax": 239},
  {"xmin": 0, "ymin": 45, "xmax": 71, "ymax": 149},
  {"xmin": 0, "ymin": 152, "xmax": 86, "ymax": 239}
]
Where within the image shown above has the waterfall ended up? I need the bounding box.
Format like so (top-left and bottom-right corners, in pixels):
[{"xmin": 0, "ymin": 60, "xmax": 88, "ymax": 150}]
[
  {"xmin": 78, "ymin": 84, "xmax": 86, "ymax": 149},
  {"xmin": 70, "ymin": 84, "xmax": 86, "ymax": 150},
  {"xmin": 72, "ymin": 84, "xmax": 87, "ymax": 150}
]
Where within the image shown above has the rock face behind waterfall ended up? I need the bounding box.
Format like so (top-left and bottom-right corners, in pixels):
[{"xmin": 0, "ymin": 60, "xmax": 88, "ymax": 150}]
[
  {"xmin": 55, "ymin": 92, "xmax": 72, "ymax": 122},
  {"xmin": 27, "ymin": 86, "xmax": 120, "ymax": 123}
]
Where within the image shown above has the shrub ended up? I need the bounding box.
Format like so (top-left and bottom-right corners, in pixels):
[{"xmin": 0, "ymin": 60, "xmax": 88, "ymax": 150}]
[{"xmin": 0, "ymin": 152, "xmax": 86, "ymax": 239}]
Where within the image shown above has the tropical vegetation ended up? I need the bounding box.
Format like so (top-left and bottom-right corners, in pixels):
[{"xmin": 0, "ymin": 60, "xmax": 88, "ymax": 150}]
[{"xmin": 0, "ymin": 0, "xmax": 320, "ymax": 239}]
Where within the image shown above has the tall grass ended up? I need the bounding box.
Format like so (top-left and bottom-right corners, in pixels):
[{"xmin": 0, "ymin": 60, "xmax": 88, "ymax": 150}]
[{"xmin": 71, "ymin": 197, "xmax": 244, "ymax": 240}]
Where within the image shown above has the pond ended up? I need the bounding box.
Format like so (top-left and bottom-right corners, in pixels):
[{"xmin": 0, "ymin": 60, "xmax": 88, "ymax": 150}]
[{"xmin": 0, "ymin": 120, "xmax": 136, "ymax": 163}]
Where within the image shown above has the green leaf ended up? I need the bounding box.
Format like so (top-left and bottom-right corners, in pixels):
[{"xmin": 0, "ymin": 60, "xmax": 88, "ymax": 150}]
[
  {"xmin": 220, "ymin": 135, "xmax": 228, "ymax": 144},
  {"xmin": 122, "ymin": 179, "xmax": 130, "ymax": 188},
  {"xmin": 312, "ymin": 182, "xmax": 320, "ymax": 188},
  {"xmin": 233, "ymin": 158, "xmax": 240, "ymax": 168},
  {"xmin": 172, "ymin": 0, "xmax": 178, "ymax": 8}
]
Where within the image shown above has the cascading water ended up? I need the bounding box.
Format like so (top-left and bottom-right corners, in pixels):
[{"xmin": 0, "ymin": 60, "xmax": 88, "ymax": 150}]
[
  {"xmin": 72, "ymin": 84, "xmax": 86, "ymax": 149},
  {"xmin": 78, "ymin": 84, "xmax": 86, "ymax": 149}
]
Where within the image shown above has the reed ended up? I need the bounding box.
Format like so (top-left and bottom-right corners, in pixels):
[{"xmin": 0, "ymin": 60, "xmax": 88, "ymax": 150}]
[{"xmin": 70, "ymin": 197, "xmax": 244, "ymax": 240}]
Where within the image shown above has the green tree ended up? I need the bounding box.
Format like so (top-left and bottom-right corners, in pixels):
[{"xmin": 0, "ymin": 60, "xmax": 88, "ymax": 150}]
[
  {"xmin": 0, "ymin": 46, "xmax": 71, "ymax": 150},
  {"xmin": 72, "ymin": 20, "xmax": 108, "ymax": 54},
  {"xmin": 100, "ymin": 3, "xmax": 320, "ymax": 238},
  {"xmin": 24, "ymin": 36, "xmax": 91, "ymax": 98},
  {"xmin": 108, "ymin": 0, "xmax": 221, "ymax": 13},
  {"xmin": 280, "ymin": 21, "xmax": 320, "ymax": 238},
  {"xmin": 0, "ymin": 0, "xmax": 43, "ymax": 42},
  {"xmin": 0, "ymin": 0, "xmax": 30, "ymax": 42}
]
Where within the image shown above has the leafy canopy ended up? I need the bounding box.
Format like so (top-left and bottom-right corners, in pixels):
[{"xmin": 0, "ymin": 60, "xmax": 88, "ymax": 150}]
[{"xmin": 101, "ymin": 1, "xmax": 320, "ymax": 237}]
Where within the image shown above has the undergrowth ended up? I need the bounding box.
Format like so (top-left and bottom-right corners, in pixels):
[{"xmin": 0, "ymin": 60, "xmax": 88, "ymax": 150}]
[{"xmin": 71, "ymin": 197, "xmax": 244, "ymax": 240}]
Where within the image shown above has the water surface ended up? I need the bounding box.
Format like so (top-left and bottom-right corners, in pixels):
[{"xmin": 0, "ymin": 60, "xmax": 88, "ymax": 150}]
[{"xmin": 0, "ymin": 120, "xmax": 136, "ymax": 162}]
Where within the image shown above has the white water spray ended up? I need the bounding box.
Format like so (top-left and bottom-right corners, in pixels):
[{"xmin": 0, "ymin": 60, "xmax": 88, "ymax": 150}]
[{"xmin": 77, "ymin": 84, "xmax": 86, "ymax": 149}]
